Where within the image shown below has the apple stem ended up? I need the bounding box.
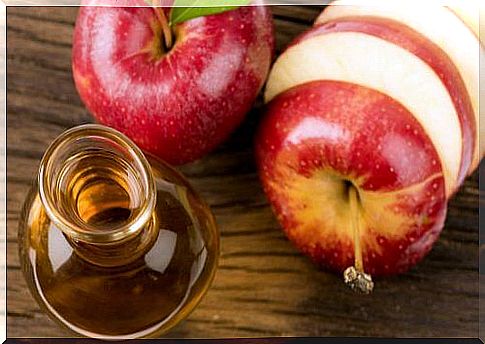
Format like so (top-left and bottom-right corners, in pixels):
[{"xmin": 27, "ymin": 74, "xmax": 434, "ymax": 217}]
[
  {"xmin": 153, "ymin": 4, "xmax": 173, "ymax": 50},
  {"xmin": 349, "ymin": 187, "xmax": 364, "ymax": 272},
  {"xmin": 343, "ymin": 186, "xmax": 374, "ymax": 294}
]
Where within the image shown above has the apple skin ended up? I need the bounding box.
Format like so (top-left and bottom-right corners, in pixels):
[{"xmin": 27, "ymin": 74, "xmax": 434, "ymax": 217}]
[
  {"xmin": 256, "ymin": 80, "xmax": 447, "ymax": 276},
  {"xmin": 289, "ymin": 17, "xmax": 476, "ymax": 191},
  {"xmin": 72, "ymin": 3, "xmax": 274, "ymax": 165}
]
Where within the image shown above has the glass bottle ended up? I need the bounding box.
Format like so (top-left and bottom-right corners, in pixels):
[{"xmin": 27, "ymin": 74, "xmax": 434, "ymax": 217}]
[{"xmin": 18, "ymin": 124, "xmax": 219, "ymax": 339}]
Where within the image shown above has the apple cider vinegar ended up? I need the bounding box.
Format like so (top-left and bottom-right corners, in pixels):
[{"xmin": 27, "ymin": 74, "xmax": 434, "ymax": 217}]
[{"xmin": 18, "ymin": 125, "xmax": 219, "ymax": 338}]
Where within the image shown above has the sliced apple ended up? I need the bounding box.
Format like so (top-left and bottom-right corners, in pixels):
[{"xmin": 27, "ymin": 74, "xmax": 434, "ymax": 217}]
[
  {"xmin": 265, "ymin": 31, "xmax": 462, "ymax": 196},
  {"xmin": 317, "ymin": 1, "xmax": 482, "ymax": 171}
]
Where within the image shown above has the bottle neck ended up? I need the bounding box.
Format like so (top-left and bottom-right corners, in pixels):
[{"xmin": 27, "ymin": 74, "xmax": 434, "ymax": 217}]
[{"xmin": 38, "ymin": 124, "xmax": 157, "ymax": 266}]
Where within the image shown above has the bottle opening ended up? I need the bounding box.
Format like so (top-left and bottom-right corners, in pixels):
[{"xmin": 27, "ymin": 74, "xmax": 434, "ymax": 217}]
[
  {"xmin": 38, "ymin": 124, "xmax": 156, "ymax": 244},
  {"xmin": 62, "ymin": 148, "xmax": 139, "ymax": 230}
]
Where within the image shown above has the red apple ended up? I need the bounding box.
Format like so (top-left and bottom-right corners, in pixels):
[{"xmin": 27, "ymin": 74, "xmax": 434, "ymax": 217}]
[
  {"xmin": 256, "ymin": 80, "xmax": 448, "ymax": 280},
  {"xmin": 73, "ymin": 2, "xmax": 274, "ymax": 165},
  {"xmin": 258, "ymin": 3, "xmax": 482, "ymax": 290}
]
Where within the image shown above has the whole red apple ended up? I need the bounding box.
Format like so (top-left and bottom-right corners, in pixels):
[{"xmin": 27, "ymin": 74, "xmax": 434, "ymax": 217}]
[{"xmin": 72, "ymin": 2, "xmax": 274, "ymax": 165}]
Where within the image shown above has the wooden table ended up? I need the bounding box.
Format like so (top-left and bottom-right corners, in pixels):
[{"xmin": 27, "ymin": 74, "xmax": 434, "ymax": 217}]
[{"xmin": 6, "ymin": 6, "xmax": 481, "ymax": 338}]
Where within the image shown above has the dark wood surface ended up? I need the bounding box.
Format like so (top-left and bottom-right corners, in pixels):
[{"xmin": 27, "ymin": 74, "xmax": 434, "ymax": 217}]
[{"xmin": 6, "ymin": 6, "xmax": 481, "ymax": 338}]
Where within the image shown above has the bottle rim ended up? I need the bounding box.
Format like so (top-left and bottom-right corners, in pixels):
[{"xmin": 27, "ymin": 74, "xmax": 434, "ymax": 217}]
[{"xmin": 38, "ymin": 124, "xmax": 157, "ymax": 244}]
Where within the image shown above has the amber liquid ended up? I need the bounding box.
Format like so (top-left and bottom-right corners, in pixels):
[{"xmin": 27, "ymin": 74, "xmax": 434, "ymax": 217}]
[{"xmin": 19, "ymin": 155, "xmax": 218, "ymax": 338}]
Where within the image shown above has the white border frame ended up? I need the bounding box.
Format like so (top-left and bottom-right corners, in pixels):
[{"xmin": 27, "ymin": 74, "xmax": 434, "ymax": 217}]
[
  {"xmin": 0, "ymin": 0, "xmax": 482, "ymax": 342},
  {"xmin": 1, "ymin": 0, "xmax": 6, "ymax": 343}
]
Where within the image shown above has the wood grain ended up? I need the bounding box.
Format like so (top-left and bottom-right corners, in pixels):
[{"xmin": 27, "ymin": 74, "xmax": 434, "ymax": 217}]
[{"xmin": 6, "ymin": 6, "xmax": 481, "ymax": 338}]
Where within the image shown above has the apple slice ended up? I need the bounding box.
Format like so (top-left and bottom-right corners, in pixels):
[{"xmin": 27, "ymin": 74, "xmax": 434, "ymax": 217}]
[
  {"xmin": 256, "ymin": 80, "xmax": 448, "ymax": 280},
  {"xmin": 446, "ymin": 2, "xmax": 484, "ymax": 43},
  {"xmin": 447, "ymin": 2, "xmax": 485, "ymax": 166},
  {"xmin": 316, "ymin": 1, "xmax": 482, "ymax": 172},
  {"xmin": 264, "ymin": 31, "xmax": 462, "ymax": 197}
]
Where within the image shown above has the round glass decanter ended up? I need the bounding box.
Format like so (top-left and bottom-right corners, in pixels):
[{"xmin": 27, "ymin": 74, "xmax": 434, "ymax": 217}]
[{"xmin": 18, "ymin": 124, "xmax": 219, "ymax": 339}]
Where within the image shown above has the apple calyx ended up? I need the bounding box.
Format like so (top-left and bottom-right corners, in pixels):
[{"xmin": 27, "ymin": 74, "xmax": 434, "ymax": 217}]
[
  {"xmin": 343, "ymin": 267, "xmax": 373, "ymax": 294},
  {"xmin": 343, "ymin": 186, "xmax": 374, "ymax": 294}
]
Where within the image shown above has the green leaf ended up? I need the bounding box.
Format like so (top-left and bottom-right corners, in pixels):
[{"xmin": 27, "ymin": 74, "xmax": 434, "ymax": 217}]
[{"xmin": 170, "ymin": 0, "xmax": 251, "ymax": 25}]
